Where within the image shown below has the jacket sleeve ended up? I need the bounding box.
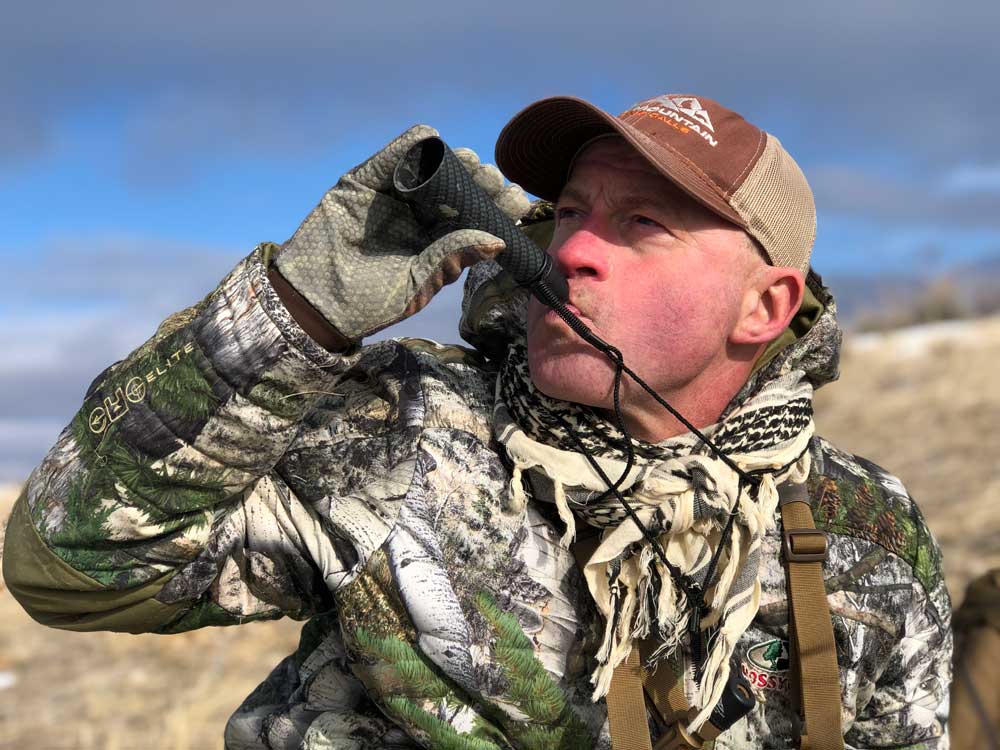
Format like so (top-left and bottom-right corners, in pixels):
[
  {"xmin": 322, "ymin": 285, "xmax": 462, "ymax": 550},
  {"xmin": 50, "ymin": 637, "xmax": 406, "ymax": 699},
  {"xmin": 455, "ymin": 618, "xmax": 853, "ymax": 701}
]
[
  {"xmin": 844, "ymin": 551, "xmax": 953, "ymax": 747},
  {"xmin": 2, "ymin": 244, "xmax": 371, "ymax": 634}
]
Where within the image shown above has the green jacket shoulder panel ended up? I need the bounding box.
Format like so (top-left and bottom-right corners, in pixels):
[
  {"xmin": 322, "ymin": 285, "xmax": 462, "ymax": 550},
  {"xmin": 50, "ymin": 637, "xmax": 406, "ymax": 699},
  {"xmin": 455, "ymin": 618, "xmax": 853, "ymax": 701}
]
[{"xmin": 807, "ymin": 436, "xmax": 945, "ymax": 602}]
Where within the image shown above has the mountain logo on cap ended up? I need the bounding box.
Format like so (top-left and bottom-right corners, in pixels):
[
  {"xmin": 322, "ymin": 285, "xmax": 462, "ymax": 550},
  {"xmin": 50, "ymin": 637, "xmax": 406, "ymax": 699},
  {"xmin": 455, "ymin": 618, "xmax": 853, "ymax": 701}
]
[
  {"xmin": 651, "ymin": 96, "xmax": 715, "ymax": 132},
  {"xmin": 621, "ymin": 95, "xmax": 720, "ymax": 148}
]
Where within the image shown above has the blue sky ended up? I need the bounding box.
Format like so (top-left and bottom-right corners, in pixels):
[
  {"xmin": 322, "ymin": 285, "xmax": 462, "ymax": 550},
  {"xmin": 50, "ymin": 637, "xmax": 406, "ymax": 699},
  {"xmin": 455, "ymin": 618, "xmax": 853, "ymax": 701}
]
[{"xmin": 2, "ymin": 0, "xmax": 999, "ymax": 482}]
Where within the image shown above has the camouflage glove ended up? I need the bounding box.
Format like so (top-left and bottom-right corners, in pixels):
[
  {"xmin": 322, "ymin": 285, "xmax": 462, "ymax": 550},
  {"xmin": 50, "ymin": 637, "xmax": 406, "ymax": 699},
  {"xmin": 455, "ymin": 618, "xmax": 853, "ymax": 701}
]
[{"xmin": 273, "ymin": 124, "xmax": 530, "ymax": 348}]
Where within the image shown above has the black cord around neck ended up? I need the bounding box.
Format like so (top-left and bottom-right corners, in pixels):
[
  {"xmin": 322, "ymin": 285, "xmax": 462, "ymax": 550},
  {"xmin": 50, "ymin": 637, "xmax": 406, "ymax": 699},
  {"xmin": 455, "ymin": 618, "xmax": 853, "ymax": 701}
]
[
  {"xmin": 530, "ymin": 280, "xmax": 769, "ymax": 682},
  {"xmin": 531, "ymin": 281, "xmax": 754, "ymax": 482}
]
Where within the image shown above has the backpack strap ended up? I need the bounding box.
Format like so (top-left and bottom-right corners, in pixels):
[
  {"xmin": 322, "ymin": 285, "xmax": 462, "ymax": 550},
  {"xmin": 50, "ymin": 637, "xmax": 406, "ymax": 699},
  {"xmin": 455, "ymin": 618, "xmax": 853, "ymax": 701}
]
[
  {"xmin": 571, "ymin": 484, "xmax": 845, "ymax": 750},
  {"xmin": 603, "ymin": 640, "xmax": 705, "ymax": 750},
  {"xmin": 779, "ymin": 481, "xmax": 844, "ymax": 750},
  {"xmin": 607, "ymin": 647, "xmax": 655, "ymax": 750},
  {"xmin": 570, "ymin": 528, "xmax": 654, "ymax": 750},
  {"xmin": 572, "ymin": 529, "xmax": 706, "ymax": 750}
]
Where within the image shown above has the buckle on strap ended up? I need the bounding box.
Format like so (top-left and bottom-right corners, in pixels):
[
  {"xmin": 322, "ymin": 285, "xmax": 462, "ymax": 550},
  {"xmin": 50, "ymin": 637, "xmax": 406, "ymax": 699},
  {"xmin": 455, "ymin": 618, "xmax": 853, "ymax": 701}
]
[
  {"xmin": 654, "ymin": 723, "xmax": 704, "ymax": 750},
  {"xmin": 783, "ymin": 528, "xmax": 828, "ymax": 563}
]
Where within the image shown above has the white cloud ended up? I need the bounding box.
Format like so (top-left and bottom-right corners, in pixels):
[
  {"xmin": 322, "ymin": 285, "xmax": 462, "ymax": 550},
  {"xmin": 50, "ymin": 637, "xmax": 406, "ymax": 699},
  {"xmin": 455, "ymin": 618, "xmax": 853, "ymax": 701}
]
[
  {"xmin": 0, "ymin": 417, "xmax": 70, "ymax": 484},
  {"xmin": 943, "ymin": 164, "xmax": 1000, "ymax": 194},
  {"xmin": 810, "ymin": 164, "xmax": 1000, "ymax": 229},
  {"xmin": 0, "ymin": 230, "xmax": 474, "ymax": 483},
  {"xmin": 0, "ymin": 234, "xmax": 236, "ymax": 433},
  {"xmin": 3, "ymin": 0, "xmax": 1000, "ymax": 175},
  {"xmin": 7, "ymin": 233, "xmax": 237, "ymax": 309},
  {"xmin": 120, "ymin": 91, "xmax": 345, "ymax": 187},
  {"xmin": 0, "ymin": 308, "xmax": 156, "ymax": 375}
]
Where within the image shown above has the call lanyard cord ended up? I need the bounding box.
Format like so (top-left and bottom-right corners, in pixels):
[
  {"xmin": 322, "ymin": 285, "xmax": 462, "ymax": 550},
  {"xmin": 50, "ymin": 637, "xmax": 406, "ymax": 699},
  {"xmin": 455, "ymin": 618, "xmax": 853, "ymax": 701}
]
[
  {"xmin": 534, "ymin": 281, "xmax": 753, "ymax": 480},
  {"xmin": 530, "ymin": 280, "xmax": 759, "ymax": 680}
]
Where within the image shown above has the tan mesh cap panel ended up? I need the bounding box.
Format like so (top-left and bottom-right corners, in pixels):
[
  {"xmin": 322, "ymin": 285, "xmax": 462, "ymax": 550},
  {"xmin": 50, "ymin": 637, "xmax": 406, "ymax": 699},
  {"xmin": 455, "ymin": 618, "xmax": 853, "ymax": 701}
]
[{"xmin": 730, "ymin": 135, "xmax": 815, "ymax": 273}]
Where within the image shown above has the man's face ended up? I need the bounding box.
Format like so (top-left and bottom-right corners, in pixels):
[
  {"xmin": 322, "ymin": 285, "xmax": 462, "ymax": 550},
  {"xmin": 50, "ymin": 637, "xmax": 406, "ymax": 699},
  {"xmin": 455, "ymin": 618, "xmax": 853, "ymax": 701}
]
[{"xmin": 526, "ymin": 137, "xmax": 761, "ymax": 429}]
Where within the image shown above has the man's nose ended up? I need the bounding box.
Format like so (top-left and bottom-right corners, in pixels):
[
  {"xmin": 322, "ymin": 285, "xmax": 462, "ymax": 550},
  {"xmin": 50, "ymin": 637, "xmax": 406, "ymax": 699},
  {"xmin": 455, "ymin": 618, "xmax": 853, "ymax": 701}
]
[{"xmin": 550, "ymin": 229, "xmax": 612, "ymax": 281}]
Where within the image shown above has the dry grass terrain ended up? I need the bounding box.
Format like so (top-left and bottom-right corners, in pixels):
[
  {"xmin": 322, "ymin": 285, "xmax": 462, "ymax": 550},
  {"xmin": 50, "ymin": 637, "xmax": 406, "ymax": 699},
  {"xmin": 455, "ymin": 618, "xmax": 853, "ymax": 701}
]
[
  {"xmin": 1, "ymin": 315, "xmax": 997, "ymax": 748},
  {"xmin": 0, "ymin": 490, "xmax": 302, "ymax": 750}
]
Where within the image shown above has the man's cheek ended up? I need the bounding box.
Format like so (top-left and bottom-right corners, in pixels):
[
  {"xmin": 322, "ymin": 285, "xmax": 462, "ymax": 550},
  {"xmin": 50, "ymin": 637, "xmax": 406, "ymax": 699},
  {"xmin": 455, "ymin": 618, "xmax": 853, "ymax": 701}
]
[
  {"xmin": 526, "ymin": 298, "xmax": 561, "ymax": 345},
  {"xmin": 525, "ymin": 298, "xmax": 544, "ymax": 328}
]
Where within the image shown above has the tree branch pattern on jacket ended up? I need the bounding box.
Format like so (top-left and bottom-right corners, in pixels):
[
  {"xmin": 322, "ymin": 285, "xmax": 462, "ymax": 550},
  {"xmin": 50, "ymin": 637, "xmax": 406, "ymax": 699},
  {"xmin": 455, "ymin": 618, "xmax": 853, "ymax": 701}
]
[{"xmin": 4, "ymin": 246, "xmax": 951, "ymax": 749}]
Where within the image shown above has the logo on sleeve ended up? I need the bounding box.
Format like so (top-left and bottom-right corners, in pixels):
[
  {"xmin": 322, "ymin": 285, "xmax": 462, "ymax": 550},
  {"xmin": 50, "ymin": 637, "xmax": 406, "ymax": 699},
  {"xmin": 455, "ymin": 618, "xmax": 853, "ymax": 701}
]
[{"xmin": 88, "ymin": 342, "xmax": 196, "ymax": 434}]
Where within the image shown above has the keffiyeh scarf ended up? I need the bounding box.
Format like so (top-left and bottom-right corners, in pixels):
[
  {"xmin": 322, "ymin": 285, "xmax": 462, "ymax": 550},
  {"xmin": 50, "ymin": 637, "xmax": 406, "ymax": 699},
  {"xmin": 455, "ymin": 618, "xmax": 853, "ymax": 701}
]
[{"xmin": 493, "ymin": 339, "xmax": 815, "ymax": 731}]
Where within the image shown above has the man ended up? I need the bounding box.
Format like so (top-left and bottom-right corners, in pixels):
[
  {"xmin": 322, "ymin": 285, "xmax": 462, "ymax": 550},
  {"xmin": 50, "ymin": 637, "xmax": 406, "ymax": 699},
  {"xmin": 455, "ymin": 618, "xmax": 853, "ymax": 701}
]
[{"xmin": 3, "ymin": 93, "xmax": 950, "ymax": 749}]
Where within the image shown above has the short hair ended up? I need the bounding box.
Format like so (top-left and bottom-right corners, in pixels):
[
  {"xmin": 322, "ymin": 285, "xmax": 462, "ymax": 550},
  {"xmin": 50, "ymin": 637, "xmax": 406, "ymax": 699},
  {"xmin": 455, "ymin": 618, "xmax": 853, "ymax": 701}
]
[{"xmin": 744, "ymin": 233, "xmax": 770, "ymax": 265}]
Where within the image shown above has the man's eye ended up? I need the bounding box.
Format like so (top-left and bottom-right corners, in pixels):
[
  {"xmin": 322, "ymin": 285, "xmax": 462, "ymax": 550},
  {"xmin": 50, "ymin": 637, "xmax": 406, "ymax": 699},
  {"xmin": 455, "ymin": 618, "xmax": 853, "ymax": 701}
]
[
  {"xmin": 556, "ymin": 207, "xmax": 581, "ymax": 222},
  {"xmin": 633, "ymin": 215, "xmax": 662, "ymax": 228}
]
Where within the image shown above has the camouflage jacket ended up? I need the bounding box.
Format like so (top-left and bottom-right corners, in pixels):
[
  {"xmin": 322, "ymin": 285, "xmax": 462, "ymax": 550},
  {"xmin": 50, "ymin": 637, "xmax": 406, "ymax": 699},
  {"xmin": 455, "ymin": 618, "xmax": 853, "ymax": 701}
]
[{"xmin": 3, "ymin": 243, "xmax": 951, "ymax": 749}]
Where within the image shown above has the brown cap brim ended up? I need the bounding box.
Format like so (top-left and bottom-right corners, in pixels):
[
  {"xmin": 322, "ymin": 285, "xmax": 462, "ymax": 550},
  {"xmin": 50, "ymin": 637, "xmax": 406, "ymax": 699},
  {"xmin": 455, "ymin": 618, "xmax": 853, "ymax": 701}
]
[{"xmin": 495, "ymin": 96, "xmax": 746, "ymax": 229}]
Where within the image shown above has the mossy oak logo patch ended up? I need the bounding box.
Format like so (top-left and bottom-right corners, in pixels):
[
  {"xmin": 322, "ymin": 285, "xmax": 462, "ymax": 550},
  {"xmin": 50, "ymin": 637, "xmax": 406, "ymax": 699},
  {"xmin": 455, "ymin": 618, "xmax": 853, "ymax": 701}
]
[
  {"xmin": 741, "ymin": 638, "xmax": 790, "ymax": 694},
  {"xmin": 747, "ymin": 638, "xmax": 790, "ymax": 672}
]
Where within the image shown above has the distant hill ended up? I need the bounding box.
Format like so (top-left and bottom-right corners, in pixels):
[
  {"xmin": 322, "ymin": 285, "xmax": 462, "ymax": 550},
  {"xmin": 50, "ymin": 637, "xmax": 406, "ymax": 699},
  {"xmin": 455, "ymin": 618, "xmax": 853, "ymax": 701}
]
[{"xmin": 824, "ymin": 254, "xmax": 1000, "ymax": 329}]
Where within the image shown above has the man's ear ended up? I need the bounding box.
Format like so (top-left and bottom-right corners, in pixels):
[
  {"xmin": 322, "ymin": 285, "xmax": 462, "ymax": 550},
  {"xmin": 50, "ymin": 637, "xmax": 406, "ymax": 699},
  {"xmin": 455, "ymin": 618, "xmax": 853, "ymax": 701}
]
[{"xmin": 730, "ymin": 267, "xmax": 806, "ymax": 346}]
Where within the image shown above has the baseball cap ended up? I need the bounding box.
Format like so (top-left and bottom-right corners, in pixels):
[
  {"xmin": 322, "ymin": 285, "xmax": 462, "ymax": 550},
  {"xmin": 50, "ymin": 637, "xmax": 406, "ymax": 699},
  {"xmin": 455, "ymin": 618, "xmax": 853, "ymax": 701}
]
[{"xmin": 495, "ymin": 94, "xmax": 816, "ymax": 273}]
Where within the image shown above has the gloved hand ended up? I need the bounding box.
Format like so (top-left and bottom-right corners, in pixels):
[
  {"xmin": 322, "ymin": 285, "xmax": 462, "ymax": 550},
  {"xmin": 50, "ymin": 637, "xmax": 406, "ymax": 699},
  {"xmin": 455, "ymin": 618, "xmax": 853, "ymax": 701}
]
[{"xmin": 272, "ymin": 124, "xmax": 530, "ymax": 349}]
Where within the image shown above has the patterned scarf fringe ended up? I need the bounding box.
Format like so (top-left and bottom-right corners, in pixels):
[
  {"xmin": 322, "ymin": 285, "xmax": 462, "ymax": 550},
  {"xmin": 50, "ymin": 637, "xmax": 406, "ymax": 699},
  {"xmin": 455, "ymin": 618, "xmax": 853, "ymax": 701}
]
[{"xmin": 494, "ymin": 339, "xmax": 815, "ymax": 732}]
